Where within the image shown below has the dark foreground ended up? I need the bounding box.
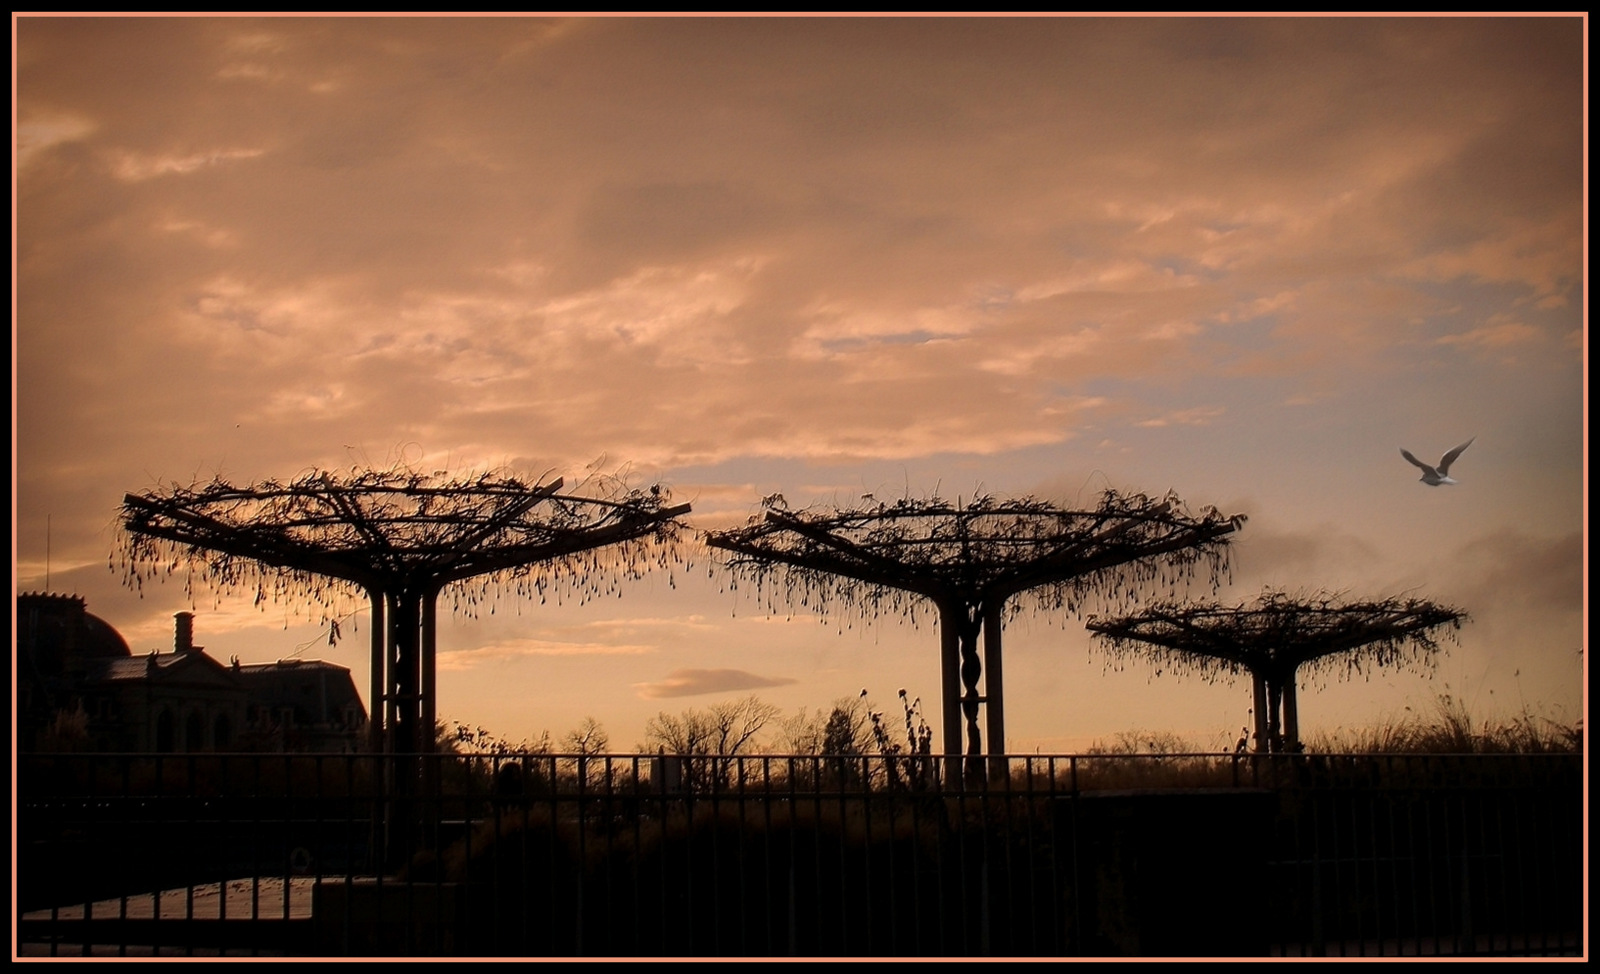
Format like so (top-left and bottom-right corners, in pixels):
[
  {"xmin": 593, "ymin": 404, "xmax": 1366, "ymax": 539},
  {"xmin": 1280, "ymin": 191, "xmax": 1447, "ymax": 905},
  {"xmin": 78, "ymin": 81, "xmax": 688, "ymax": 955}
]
[{"xmin": 17, "ymin": 751, "xmax": 1584, "ymax": 958}]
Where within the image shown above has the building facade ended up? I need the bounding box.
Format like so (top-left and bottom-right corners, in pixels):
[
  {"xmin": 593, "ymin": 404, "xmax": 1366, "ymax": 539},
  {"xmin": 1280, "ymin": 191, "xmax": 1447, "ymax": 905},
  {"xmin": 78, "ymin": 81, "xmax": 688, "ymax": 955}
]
[{"xmin": 18, "ymin": 593, "xmax": 367, "ymax": 753}]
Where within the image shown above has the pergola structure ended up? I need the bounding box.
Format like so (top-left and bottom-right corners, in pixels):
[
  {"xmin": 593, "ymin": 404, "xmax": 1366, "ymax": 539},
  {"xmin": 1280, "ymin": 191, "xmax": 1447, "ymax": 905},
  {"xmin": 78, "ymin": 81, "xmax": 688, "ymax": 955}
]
[
  {"xmin": 706, "ymin": 489, "xmax": 1246, "ymax": 777},
  {"xmin": 119, "ymin": 467, "xmax": 691, "ymax": 756},
  {"xmin": 1086, "ymin": 590, "xmax": 1467, "ymax": 753}
]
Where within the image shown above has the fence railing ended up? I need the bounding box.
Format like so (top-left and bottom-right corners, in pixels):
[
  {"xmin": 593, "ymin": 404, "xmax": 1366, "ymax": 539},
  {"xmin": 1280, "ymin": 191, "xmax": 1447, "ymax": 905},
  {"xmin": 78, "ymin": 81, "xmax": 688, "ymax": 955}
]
[{"xmin": 16, "ymin": 751, "xmax": 1583, "ymax": 958}]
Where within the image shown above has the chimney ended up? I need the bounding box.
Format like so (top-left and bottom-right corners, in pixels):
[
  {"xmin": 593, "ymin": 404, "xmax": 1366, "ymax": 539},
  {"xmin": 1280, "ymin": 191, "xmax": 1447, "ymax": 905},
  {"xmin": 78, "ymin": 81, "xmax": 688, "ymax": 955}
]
[{"xmin": 175, "ymin": 612, "xmax": 196, "ymax": 654}]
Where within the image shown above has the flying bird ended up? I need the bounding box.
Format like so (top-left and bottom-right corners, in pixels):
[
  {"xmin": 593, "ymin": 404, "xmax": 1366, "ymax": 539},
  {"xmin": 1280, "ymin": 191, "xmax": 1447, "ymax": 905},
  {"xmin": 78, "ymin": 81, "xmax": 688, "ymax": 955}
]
[{"xmin": 1401, "ymin": 437, "xmax": 1475, "ymax": 486}]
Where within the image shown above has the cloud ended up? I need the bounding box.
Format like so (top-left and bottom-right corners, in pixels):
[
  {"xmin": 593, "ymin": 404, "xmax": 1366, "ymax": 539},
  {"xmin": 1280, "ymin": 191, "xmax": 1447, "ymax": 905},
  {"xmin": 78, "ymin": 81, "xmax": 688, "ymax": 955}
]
[
  {"xmin": 568, "ymin": 615, "xmax": 716, "ymax": 633},
  {"xmin": 437, "ymin": 638, "xmax": 655, "ymax": 672},
  {"xmin": 156, "ymin": 218, "xmax": 240, "ymax": 248},
  {"xmin": 633, "ymin": 668, "xmax": 799, "ymax": 699},
  {"xmin": 792, "ymin": 301, "xmax": 978, "ymax": 360},
  {"xmin": 14, "ymin": 17, "xmax": 1583, "ymax": 747},
  {"xmin": 1399, "ymin": 217, "xmax": 1582, "ymax": 303},
  {"xmin": 16, "ymin": 112, "xmax": 96, "ymax": 168},
  {"xmin": 727, "ymin": 615, "xmax": 831, "ymax": 627},
  {"xmin": 977, "ymin": 327, "xmax": 1105, "ymax": 376},
  {"xmin": 1013, "ymin": 259, "xmax": 1206, "ymax": 303},
  {"xmin": 111, "ymin": 147, "xmax": 266, "ymax": 182},
  {"xmin": 20, "ymin": 18, "xmax": 1580, "ymax": 494},
  {"xmin": 533, "ymin": 259, "xmax": 763, "ymax": 364},
  {"xmin": 1441, "ymin": 531, "xmax": 1583, "ymax": 617},
  {"xmin": 1226, "ymin": 522, "xmax": 1384, "ymax": 589},
  {"xmin": 1135, "ymin": 406, "xmax": 1225, "ymax": 428},
  {"xmin": 1434, "ymin": 320, "xmax": 1542, "ymax": 351}
]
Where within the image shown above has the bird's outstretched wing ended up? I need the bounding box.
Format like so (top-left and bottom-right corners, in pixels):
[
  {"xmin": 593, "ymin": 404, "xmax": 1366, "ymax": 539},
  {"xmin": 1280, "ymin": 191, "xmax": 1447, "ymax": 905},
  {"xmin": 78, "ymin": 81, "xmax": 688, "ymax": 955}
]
[
  {"xmin": 1437, "ymin": 437, "xmax": 1475, "ymax": 476},
  {"xmin": 1400, "ymin": 448, "xmax": 1436, "ymax": 474}
]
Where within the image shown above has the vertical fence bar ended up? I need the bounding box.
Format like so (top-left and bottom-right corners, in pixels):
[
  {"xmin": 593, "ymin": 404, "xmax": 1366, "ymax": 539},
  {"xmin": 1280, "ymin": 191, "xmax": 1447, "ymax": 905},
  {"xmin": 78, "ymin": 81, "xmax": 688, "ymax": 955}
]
[
  {"xmin": 1497, "ymin": 783, "xmax": 1519, "ymax": 953},
  {"xmin": 1367, "ymin": 780, "xmax": 1382, "ymax": 954},
  {"xmin": 1067, "ymin": 755, "xmax": 1081, "ymax": 957},
  {"xmin": 1530, "ymin": 769, "xmax": 1549, "ymax": 954},
  {"xmin": 115, "ymin": 756, "xmax": 132, "ymax": 957},
  {"xmin": 1478, "ymin": 770, "xmax": 1504, "ymax": 953},
  {"xmin": 1309, "ymin": 774, "xmax": 1325, "ymax": 956},
  {"xmin": 1520, "ymin": 759, "xmax": 1545, "ymax": 955},
  {"xmin": 1404, "ymin": 759, "xmax": 1423, "ymax": 956},
  {"xmin": 1385, "ymin": 763, "xmax": 1401, "ymax": 954},
  {"xmin": 786, "ymin": 755, "xmax": 798, "ymax": 957}
]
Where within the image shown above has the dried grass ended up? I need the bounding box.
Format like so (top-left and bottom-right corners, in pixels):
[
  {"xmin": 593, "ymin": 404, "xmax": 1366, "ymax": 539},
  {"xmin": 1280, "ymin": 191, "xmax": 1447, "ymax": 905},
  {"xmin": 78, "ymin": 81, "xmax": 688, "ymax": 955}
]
[{"xmin": 1303, "ymin": 693, "xmax": 1581, "ymax": 755}]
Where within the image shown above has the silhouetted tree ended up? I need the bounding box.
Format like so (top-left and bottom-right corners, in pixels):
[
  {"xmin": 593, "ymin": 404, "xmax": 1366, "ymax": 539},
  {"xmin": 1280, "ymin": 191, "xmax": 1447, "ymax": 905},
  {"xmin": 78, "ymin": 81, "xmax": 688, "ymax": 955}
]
[
  {"xmin": 562, "ymin": 717, "xmax": 610, "ymax": 787},
  {"xmin": 643, "ymin": 695, "xmax": 781, "ymax": 790},
  {"xmin": 562, "ymin": 716, "xmax": 610, "ymax": 754}
]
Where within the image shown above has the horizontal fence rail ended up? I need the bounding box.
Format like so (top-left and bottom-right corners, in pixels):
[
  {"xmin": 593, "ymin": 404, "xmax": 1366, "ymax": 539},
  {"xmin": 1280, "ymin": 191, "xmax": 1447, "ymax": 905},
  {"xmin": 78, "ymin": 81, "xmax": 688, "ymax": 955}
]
[{"xmin": 17, "ymin": 751, "xmax": 1583, "ymax": 958}]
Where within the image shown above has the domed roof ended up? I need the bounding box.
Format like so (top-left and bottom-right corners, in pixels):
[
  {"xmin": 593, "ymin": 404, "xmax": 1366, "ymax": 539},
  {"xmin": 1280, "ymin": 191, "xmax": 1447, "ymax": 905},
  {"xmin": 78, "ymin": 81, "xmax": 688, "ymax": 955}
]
[
  {"xmin": 18, "ymin": 593, "xmax": 133, "ymax": 663},
  {"xmin": 80, "ymin": 610, "xmax": 134, "ymax": 657}
]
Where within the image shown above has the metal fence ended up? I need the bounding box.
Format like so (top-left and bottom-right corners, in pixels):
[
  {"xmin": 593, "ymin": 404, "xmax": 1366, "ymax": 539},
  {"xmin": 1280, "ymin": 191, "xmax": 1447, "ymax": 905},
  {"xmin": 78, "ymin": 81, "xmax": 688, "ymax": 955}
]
[{"xmin": 16, "ymin": 751, "xmax": 1583, "ymax": 958}]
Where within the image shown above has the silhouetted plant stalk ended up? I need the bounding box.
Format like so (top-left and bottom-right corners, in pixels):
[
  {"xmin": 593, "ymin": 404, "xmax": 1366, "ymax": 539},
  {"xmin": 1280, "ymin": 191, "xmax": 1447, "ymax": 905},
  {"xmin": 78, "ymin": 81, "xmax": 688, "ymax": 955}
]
[{"xmin": 865, "ymin": 690, "xmax": 936, "ymax": 792}]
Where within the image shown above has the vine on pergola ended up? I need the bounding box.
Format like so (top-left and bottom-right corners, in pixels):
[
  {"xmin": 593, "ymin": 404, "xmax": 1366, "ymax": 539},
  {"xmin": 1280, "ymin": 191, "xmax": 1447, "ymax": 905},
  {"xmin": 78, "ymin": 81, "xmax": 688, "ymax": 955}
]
[
  {"xmin": 117, "ymin": 465, "xmax": 691, "ymax": 753},
  {"xmin": 706, "ymin": 488, "xmax": 1246, "ymax": 770},
  {"xmin": 1086, "ymin": 590, "xmax": 1467, "ymax": 753}
]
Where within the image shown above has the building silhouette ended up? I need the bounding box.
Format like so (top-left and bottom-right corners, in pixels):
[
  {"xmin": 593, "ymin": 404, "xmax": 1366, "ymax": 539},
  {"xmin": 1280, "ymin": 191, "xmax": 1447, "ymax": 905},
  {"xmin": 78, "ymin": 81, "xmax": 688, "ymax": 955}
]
[{"xmin": 18, "ymin": 593, "xmax": 366, "ymax": 753}]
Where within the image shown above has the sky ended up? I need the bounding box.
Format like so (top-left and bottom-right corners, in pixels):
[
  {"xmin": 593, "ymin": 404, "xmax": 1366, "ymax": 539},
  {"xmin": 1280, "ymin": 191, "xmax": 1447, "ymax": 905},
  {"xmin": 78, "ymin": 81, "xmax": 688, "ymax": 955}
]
[{"xmin": 13, "ymin": 14, "xmax": 1587, "ymax": 754}]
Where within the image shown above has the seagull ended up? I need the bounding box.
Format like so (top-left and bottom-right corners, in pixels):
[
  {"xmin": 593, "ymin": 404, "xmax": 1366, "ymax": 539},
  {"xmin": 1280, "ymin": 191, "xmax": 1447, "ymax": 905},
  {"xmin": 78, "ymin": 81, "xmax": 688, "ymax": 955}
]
[{"xmin": 1401, "ymin": 437, "xmax": 1475, "ymax": 486}]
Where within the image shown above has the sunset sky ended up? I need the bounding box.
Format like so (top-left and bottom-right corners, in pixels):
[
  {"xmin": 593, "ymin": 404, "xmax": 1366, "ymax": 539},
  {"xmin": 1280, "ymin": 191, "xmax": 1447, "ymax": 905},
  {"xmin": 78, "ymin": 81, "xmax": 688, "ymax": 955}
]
[{"xmin": 14, "ymin": 14, "xmax": 1586, "ymax": 753}]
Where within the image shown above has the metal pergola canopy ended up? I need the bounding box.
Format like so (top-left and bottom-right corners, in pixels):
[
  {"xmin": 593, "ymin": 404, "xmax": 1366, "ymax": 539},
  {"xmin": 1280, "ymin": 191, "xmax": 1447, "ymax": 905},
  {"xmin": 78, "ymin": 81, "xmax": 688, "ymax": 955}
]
[
  {"xmin": 707, "ymin": 488, "xmax": 1247, "ymax": 776},
  {"xmin": 1087, "ymin": 590, "xmax": 1467, "ymax": 752},
  {"xmin": 118, "ymin": 466, "xmax": 691, "ymax": 756}
]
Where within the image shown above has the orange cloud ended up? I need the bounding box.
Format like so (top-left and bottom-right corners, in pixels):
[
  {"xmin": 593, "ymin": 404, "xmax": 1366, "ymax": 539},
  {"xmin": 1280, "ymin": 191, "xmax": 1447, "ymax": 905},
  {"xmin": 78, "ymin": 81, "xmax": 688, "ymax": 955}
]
[
  {"xmin": 437, "ymin": 638, "xmax": 656, "ymax": 672},
  {"xmin": 1435, "ymin": 321, "xmax": 1542, "ymax": 350},
  {"xmin": 633, "ymin": 668, "xmax": 798, "ymax": 699},
  {"xmin": 111, "ymin": 147, "xmax": 266, "ymax": 182},
  {"xmin": 1135, "ymin": 406, "xmax": 1225, "ymax": 428}
]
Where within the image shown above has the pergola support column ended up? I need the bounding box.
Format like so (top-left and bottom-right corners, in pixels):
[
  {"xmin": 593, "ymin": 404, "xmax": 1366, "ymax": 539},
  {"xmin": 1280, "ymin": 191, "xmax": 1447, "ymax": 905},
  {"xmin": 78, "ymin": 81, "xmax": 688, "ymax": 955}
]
[
  {"xmin": 1282, "ymin": 673, "xmax": 1300, "ymax": 752},
  {"xmin": 421, "ymin": 589, "xmax": 439, "ymax": 754},
  {"xmin": 386, "ymin": 592, "xmax": 423, "ymax": 756},
  {"xmin": 1267, "ymin": 681, "xmax": 1285, "ymax": 753},
  {"xmin": 1251, "ymin": 672, "xmax": 1270, "ymax": 754},
  {"xmin": 983, "ymin": 601, "xmax": 1007, "ymax": 781},
  {"xmin": 368, "ymin": 593, "xmax": 385, "ymax": 754},
  {"xmin": 957, "ymin": 607, "xmax": 984, "ymax": 773},
  {"xmin": 938, "ymin": 601, "xmax": 962, "ymax": 789}
]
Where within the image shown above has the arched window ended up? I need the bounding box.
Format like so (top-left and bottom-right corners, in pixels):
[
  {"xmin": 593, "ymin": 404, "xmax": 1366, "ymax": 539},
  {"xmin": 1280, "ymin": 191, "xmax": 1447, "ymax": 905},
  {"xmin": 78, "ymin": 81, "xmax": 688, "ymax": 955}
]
[
  {"xmin": 155, "ymin": 709, "xmax": 175, "ymax": 752},
  {"xmin": 185, "ymin": 710, "xmax": 205, "ymax": 752},
  {"xmin": 213, "ymin": 713, "xmax": 232, "ymax": 750}
]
